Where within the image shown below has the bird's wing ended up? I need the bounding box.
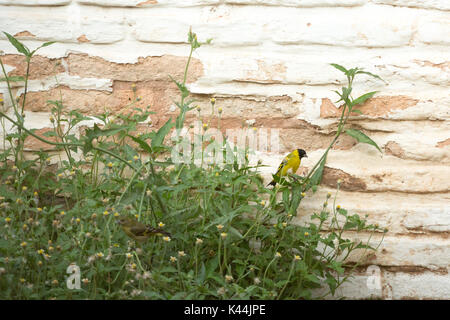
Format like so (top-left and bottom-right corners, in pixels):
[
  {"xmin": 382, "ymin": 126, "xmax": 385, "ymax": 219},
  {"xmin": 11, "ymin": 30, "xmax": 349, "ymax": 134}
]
[
  {"xmin": 130, "ymin": 225, "xmax": 148, "ymax": 237},
  {"xmin": 275, "ymin": 155, "xmax": 289, "ymax": 176}
]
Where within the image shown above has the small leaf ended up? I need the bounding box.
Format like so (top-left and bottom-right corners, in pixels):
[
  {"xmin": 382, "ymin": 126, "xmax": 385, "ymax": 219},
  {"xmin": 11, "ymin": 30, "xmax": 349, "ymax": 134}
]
[
  {"xmin": 355, "ymin": 70, "xmax": 387, "ymax": 83},
  {"xmin": 128, "ymin": 135, "xmax": 152, "ymax": 154},
  {"xmin": 330, "ymin": 63, "xmax": 348, "ymax": 74},
  {"xmin": 40, "ymin": 41, "xmax": 56, "ymax": 48},
  {"xmin": 3, "ymin": 32, "xmax": 29, "ymax": 56},
  {"xmin": 151, "ymin": 118, "xmax": 173, "ymax": 149},
  {"xmin": 309, "ymin": 151, "xmax": 328, "ymax": 189},
  {"xmin": 352, "ymin": 91, "xmax": 378, "ymax": 107},
  {"xmin": 345, "ymin": 128, "xmax": 382, "ymax": 153}
]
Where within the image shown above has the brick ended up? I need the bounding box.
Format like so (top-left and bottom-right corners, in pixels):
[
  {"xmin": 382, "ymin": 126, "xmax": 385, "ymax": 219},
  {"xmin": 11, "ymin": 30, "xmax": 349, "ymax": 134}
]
[
  {"xmin": 314, "ymin": 267, "xmax": 450, "ymax": 300},
  {"xmin": 77, "ymin": 0, "xmax": 219, "ymax": 7},
  {"xmin": 24, "ymin": 127, "xmax": 61, "ymax": 151},
  {"xmin": 66, "ymin": 53, "xmax": 203, "ymax": 83},
  {"xmin": 296, "ymin": 189, "xmax": 450, "ymax": 235},
  {"xmin": 0, "ymin": 0, "xmax": 71, "ymax": 5},
  {"xmin": 1, "ymin": 54, "xmax": 64, "ymax": 80},
  {"xmin": 436, "ymin": 138, "xmax": 450, "ymax": 148},
  {"xmin": 417, "ymin": 17, "xmax": 450, "ymax": 45},
  {"xmin": 0, "ymin": 6, "xmax": 124, "ymax": 44},
  {"xmin": 268, "ymin": 6, "xmax": 414, "ymax": 47},
  {"xmin": 383, "ymin": 271, "xmax": 450, "ymax": 299},
  {"xmin": 320, "ymin": 96, "xmax": 419, "ymax": 118},
  {"xmin": 373, "ymin": 0, "xmax": 450, "ymax": 11},
  {"xmin": 343, "ymin": 234, "xmax": 450, "ymax": 269},
  {"xmin": 225, "ymin": 0, "xmax": 365, "ymax": 6}
]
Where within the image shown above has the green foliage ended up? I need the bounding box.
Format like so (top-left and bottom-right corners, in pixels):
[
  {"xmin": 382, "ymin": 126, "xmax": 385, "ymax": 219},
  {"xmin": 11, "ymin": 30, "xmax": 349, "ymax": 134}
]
[{"xmin": 0, "ymin": 31, "xmax": 386, "ymax": 300}]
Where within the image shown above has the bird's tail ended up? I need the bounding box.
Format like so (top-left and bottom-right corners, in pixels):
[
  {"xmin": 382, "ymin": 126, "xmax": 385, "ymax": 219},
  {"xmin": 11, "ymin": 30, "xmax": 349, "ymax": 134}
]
[
  {"xmin": 148, "ymin": 226, "xmax": 172, "ymax": 238},
  {"xmin": 267, "ymin": 180, "xmax": 276, "ymax": 187}
]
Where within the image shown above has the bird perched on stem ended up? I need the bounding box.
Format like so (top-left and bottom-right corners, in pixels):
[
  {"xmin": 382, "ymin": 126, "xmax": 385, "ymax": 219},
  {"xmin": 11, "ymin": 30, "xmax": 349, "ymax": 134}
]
[
  {"xmin": 117, "ymin": 217, "xmax": 171, "ymax": 242},
  {"xmin": 268, "ymin": 149, "xmax": 308, "ymax": 187}
]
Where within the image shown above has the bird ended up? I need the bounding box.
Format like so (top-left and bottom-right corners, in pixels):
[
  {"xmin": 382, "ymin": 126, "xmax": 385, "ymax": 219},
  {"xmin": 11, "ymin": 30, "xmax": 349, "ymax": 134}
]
[
  {"xmin": 116, "ymin": 217, "xmax": 171, "ymax": 242},
  {"xmin": 268, "ymin": 149, "xmax": 308, "ymax": 187}
]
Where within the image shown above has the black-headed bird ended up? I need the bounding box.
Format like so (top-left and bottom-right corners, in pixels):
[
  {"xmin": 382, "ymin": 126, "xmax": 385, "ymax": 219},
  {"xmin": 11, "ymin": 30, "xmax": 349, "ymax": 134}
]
[
  {"xmin": 268, "ymin": 148, "xmax": 308, "ymax": 186},
  {"xmin": 117, "ymin": 217, "xmax": 171, "ymax": 242}
]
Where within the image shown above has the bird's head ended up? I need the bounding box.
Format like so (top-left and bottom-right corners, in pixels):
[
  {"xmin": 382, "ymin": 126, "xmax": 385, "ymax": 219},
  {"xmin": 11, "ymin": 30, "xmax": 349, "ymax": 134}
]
[
  {"xmin": 116, "ymin": 217, "xmax": 132, "ymax": 226},
  {"xmin": 297, "ymin": 149, "xmax": 308, "ymax": 158}
]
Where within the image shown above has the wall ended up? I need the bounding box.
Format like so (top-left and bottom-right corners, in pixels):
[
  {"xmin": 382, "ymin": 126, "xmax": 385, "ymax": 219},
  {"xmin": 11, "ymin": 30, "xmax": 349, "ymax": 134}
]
[{"xmin": 0, "ymin": 0, "xmax": 449, "ymax": 299}]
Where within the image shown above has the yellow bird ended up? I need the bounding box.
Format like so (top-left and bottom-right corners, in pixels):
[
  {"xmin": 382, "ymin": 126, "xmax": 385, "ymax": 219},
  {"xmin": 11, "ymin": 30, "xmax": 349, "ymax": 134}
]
[
  {"xmin": 268, "ymin": 149, "xmax": 308, "ymax": 186},
  {"xmin": 117, "ymin": 217, "xmax": 171, "ymax": 242}
]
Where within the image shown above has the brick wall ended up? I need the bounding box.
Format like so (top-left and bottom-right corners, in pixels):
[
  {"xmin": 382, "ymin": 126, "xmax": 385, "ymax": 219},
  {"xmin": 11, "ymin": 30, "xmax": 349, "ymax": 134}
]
[{"xmin": 0, "ymin": 0, "xmax": 449, "ymax": 299}]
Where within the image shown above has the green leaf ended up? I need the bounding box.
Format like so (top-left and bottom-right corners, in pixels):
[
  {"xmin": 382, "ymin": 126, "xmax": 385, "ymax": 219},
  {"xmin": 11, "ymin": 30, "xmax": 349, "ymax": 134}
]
[
  {"xmin": 330, "ymin": 63, "xmax": 348, "ymax": 74},
  {"xmin": 351, "ymin": 91, "xmax": 378, "ymax": 107},
  {"xmin": 345, "ymin": 128, "xmax": 382, "ymax": 153},
  {"xmin": 151, "ymin": 117, "xmax": 173, "ymax": 150},
  {"xmin": 40, "ymin": 41, "xmax": 56, "ymax": 48},
  {"xmin": 3, "ymin": 32, "xmax": 30, "ymax": 56},
  {"xmin": 128, "ymin": 135, "xmax": 152, "ymax": 154},
  {"xmin": 309, "ymin": 151, "xmax": 328, "ymax": 189},
  {"xmin": 355, "ymin": 70, "xmax": 387, "ymax": 83}
]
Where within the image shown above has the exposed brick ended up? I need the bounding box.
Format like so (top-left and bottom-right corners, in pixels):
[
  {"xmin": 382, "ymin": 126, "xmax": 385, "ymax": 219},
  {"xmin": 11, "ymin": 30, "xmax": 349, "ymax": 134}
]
[
  {"xmin": 20, "ymin": 82, "xmax": 179, "ymax": 115},
  {"xmin": 436, "ymin": 138, "xmax": 450, "ymax": 148},
  {"xmin": 1, "ymin": 54, "xmax": 65, "ymax": 80},
  {"xmin": 384, "ymin": 141, "xmax": 406, "ymax": 158},
  {"xmin": 77, "ymin": 35, "xmax": 90, "ymax": 43},
  {"xmin": 24, "ymin": 127, "xmax": 61, "ymax": 151},
  {"xmin": 321, "ymin": 167, "xmax": 367, "ymax": 191},
  {"xmin": 320, "ymin": 96, "xmax": 419, "ymax": 118},
  {"xmin": 13, "ymin": 31, "xmax": 36, "ymax": 38},
  {"xmin": 66, "ymin": 53, "xmax": 203, "ymax": 83}
]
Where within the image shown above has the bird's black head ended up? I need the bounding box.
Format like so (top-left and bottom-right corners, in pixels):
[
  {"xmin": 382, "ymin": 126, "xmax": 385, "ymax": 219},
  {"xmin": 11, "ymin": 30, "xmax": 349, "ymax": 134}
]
[{"xmin": 297, "ymin": 149, "xmax": 307, "ymax": 158}]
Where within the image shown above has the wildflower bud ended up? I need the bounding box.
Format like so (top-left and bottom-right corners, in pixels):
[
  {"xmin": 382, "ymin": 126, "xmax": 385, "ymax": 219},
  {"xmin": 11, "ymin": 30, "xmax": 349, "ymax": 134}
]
[
  {"xmin": 49, "ymin": 116, "xmax": 55, "ymax": 123},
  {"xmin": 195, "ymin": 238, "xmax": 203, "ymax": 245},
  {"xmin": 169, "ymin": 256, "xmax": 177, "ymax": 263},
  {"xmin": 178, "ymin": 251, "xmax": 186, "ymax": 257},
  {"xmin": 275, "ymin": 252, "xmax": 281, "ymax": 258},
  {"xmin": 220, "ymin": 232, "xmax": 227, "ymax": 239},
  {"xmin": 218, "ymin": 107, "xmax": 222, "ymax": 114},
  {"xmin": 210, "ymin": 97, "xmax": 216, "ymax": 105}
]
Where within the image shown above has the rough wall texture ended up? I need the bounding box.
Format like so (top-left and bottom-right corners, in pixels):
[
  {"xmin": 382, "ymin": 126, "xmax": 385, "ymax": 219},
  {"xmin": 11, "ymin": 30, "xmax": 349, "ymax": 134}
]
[{"xmin": 0, "ymin": 0, "xmax": 449, "ymax": 299}]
